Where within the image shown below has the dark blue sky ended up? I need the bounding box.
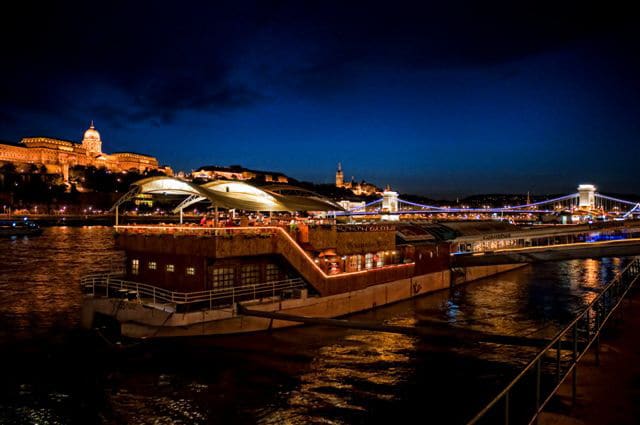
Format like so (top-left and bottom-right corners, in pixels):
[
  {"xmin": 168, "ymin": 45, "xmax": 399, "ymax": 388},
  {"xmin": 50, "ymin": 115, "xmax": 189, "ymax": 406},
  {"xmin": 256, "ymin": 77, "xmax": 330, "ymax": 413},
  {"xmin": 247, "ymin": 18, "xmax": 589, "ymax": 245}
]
[{"xmin": 1, "ymin": 1, "xmax": 639, "ymax": 198}]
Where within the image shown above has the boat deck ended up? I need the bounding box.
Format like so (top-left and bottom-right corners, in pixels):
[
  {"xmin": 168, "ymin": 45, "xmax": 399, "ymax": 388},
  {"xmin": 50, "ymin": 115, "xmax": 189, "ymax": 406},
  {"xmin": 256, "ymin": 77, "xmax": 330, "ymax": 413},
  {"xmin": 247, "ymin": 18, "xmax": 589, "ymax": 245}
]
[
  {"xmin": 81, "ymin": 273, "xmax": 307, "ymax": 312},
  {"xmin": 113, "ymin": 224, "xmax": 416, "ymax": 297}
]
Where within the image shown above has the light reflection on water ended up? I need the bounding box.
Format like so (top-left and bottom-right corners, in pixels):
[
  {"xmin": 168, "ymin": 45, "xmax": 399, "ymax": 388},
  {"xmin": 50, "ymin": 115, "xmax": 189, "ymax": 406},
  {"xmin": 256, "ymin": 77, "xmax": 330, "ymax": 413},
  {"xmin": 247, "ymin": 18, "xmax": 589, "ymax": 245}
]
[
  {"xmin": 0, "ymin": 227, "xmax": 632, "ymax": 424},
  {"xmin": 0, "ymin": 226, "xmax": 122, "ymax": 340},
  {"xmin": 267, "ymin": 322, "xmax": 416, "ymax": 424}
]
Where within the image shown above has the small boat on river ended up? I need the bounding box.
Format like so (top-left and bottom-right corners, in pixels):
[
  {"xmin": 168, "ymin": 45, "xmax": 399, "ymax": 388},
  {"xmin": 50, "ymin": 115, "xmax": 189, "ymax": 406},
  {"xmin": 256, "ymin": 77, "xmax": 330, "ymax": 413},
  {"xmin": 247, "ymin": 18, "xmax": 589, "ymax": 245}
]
[{"xmin": 0, "ymin": 219, "xmax": 43, "ymax": 237}]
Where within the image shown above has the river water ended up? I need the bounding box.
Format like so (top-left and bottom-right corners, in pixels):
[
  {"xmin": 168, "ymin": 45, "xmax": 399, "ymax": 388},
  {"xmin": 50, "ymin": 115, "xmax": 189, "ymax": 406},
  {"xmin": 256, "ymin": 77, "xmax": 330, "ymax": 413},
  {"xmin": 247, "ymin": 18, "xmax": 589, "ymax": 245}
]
[{"xmin": 0, "ymin": 227, "xmax": 629, "ymax": 424}]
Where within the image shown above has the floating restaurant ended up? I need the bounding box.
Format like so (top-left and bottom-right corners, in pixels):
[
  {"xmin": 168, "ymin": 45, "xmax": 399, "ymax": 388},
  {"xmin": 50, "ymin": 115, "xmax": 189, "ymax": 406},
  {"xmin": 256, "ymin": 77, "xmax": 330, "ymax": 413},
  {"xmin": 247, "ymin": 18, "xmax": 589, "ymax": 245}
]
[
  {"xmin": 80, "ymin": 177, "xmax": 640, "ymax": 338},
  {"xmin": 81, "ymin": 177, "xmax": 521, "ymax": 338}
]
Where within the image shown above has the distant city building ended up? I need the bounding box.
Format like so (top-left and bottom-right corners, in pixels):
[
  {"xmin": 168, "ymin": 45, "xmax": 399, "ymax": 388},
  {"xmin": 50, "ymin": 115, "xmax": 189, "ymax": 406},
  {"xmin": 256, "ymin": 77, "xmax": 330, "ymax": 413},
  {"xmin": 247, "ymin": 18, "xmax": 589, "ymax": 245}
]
[
  {"xmin": 193, "ymin": 165, "xmax": 289, "ymax": 183},
  {"xmin": 0, "ymin": 122, "xmax": 170, "ymax": 180},
  {"xmin": 335, "ymin": 163, "xmax": 382, "ymax": 196},
  {"xmin": 337, "ymin": 200, "xmax": 366, "ymax": 211}
]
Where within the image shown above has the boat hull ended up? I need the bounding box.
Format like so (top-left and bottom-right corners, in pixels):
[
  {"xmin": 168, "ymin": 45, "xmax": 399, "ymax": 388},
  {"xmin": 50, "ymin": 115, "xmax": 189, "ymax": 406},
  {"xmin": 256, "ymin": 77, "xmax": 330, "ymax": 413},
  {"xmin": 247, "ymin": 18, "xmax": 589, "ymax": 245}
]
[{"xmin": 82, "ymin": 264, "xmax": 524, "ymax": 339}]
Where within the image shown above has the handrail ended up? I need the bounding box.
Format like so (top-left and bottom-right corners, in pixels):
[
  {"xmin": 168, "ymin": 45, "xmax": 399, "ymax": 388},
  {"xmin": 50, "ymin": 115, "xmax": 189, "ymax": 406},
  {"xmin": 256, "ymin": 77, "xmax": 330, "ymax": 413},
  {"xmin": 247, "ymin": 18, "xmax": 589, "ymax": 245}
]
[
  {"xmin": 81, "ymin": 274, "xmax": 306, "ymax": 308},
  {"xmin": 466, "ymin": 257, "xmax": 640, "ymax": 425},
  {"xmin": 114, "ymin": 224, "xmax": 280, "ymax": 236}
]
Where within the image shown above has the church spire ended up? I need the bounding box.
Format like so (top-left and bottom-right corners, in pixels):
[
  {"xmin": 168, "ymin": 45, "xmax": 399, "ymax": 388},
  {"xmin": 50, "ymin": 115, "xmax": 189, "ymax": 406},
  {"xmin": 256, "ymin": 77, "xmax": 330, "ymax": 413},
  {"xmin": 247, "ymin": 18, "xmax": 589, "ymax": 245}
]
[{"xmin": 335, "ymin": 162, "xmax": 344, "ymax": 187}]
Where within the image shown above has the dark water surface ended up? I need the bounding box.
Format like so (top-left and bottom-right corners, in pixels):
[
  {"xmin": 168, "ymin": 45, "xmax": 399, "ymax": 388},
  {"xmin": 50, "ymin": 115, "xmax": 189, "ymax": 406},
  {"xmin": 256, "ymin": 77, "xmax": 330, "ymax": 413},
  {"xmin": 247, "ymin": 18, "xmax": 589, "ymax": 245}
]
[{"xmin": 0, "ymin": 227, "xmax": 629, "ymax": 424}]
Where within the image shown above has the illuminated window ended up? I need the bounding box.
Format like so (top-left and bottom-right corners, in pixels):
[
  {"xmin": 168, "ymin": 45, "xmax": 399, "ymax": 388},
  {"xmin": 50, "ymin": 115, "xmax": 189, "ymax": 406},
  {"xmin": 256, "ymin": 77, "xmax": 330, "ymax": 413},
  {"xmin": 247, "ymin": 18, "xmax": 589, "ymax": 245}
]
[
  {"xmin": 266, "ymin": 264, "xmax": 280, "ymax": 282},
  {"xmin": 348, "ymin": 255, "xmax": 361, "ymax": 272},
  {"xmin": 212, "ymin": 267, "xmax": 234, "ymax": 289},
  {"xmin": 132, "ymin": 259, "xmax": 139, "ymax": 275},
  {"xmin": 241, "ymin": 264, "xmax": 260, "ymax": 285},
  {"xmin": 376, "ymin": 252, "xmax": 385, "ymax": 267},
  {"xmin": 365, "ymin": 253, "xmax": 374, "ymax": 270},
  {"xmin": 186, "ymin": 267, "xmax": 195, "ymax": 276},
  {"xmin": 148, "ymin": 261, "xmax": 157, "ymax": 270},
  {"xmin": 166, "ymin": 264, "xmax": 175, "ymax": 272}
]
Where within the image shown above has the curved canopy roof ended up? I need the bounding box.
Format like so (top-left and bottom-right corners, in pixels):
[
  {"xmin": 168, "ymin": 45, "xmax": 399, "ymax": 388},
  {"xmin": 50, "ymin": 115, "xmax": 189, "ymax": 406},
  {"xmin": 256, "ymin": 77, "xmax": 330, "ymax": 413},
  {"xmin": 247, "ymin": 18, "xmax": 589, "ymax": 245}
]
[
  {"xmin": 111, "ymin": 176, "xmax": 344, "ymax": 212},
  {"xmin": 261, "ymin": 184, "xmax": 346, "ymax": 211}
]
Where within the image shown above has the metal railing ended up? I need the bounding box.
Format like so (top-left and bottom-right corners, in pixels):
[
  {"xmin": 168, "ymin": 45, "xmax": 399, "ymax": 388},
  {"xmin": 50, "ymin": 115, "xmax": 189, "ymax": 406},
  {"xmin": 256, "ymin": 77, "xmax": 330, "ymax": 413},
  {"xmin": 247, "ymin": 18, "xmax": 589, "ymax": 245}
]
[
  {"xmin": 81, "ymin": 274, "xmax": 306, "ymax": 310},
  {"xmin": 467, "ymin": 257, "xmax": 640, "ymax": 425},
  {"xmin": 114, "ymin": 224, "xmax": 282, "ymax": 237}
]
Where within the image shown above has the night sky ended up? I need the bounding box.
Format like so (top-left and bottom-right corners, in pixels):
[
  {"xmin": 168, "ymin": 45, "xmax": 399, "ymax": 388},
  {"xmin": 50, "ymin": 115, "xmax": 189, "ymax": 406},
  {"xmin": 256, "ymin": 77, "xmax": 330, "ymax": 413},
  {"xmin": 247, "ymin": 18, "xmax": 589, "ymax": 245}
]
[{"xmin": 1, "ymin": 1, "xmax": 639, "ymax": 198}]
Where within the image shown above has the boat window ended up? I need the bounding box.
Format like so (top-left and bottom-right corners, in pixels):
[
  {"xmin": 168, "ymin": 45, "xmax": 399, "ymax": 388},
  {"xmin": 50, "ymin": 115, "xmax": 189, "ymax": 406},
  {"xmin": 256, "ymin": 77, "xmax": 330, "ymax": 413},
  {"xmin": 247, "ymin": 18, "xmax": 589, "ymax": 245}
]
[
  {"xmin": 148, "ymin": 261, "xmax": 157, "ymax": 270},
  {"xmin": 166, "ymin": 264, "xmax": 175, "ymax": 272},
  {"xmin": 132, "ymin": 259, "xmax": 139, "ymax": 275},
  {"xmin": 186, "ymin": 267, "xmax": 195, "ymax": 276},
  {"xmin": 376, "ymin": 251, "xmax": 385, "ymax": 267},
  {"xmin": 241, "ymin": 264, "xmax": 260, "ymax": 285},
  {"xmin": 266, "ymin": 264, "xmax": 280, "ymax": 282},
  {"xmin": 348, "ymin": 255, "xmax": 361, "ymax": 272},
  {"xmin": 365, "ymin": 253, "xmax": 374, "ymax": 270},
  {"xmin": 212, "ymin": 267, "xmax": 234, "ymax": 289}
]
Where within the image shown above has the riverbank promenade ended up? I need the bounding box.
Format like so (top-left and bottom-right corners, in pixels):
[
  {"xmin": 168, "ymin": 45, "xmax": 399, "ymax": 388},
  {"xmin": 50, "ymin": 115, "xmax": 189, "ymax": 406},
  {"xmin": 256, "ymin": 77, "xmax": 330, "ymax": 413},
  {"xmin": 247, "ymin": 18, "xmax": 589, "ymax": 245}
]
[{"xmin": 540, "ymin": 293, "xmax": 640, "ymax": 424}]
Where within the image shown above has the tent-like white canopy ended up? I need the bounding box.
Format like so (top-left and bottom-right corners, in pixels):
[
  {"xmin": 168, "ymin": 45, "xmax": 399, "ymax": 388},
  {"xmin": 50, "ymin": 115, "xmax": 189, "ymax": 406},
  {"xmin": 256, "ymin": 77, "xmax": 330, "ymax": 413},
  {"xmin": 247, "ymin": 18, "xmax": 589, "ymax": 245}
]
[{"xmin": 111, "ymin": 176, "xmax": 344, "ymax": 213}]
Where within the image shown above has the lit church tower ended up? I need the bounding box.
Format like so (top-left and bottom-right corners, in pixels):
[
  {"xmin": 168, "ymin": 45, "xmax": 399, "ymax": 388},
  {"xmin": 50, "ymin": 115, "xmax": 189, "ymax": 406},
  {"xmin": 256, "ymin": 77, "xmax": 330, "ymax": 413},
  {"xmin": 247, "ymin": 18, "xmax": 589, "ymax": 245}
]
[
  {"xmin": 82, "ymin": 121, "xmax": 102, "ymax": 154},
  {"xmin": 335, "ymin": 162, "xmax": 344, "ymax": 187}
]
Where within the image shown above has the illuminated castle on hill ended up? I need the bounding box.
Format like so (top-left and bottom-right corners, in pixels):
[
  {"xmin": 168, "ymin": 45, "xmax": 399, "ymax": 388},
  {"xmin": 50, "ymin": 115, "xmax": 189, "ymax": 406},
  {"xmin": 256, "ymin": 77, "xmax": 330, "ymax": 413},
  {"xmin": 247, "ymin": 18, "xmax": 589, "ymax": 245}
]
[
  {"xmin": 335, "ymin": 162, "xmax": 382, "ymax": 196},
  {"xmin": 0, "ymin": 122, "xmax": 170, "ymax": 180}
]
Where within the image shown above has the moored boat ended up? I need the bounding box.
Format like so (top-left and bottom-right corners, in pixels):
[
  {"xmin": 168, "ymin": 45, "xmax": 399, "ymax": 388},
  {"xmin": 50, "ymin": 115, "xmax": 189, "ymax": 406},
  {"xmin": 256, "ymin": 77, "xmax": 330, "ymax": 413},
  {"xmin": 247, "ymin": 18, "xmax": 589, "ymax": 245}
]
[
  {"xmin": 0, "ymin": 219, "xmax": 43, "ymax": 237},
  {"xmin": 80, "ymin": 177, "xmax": 530, "ymax": 338}
]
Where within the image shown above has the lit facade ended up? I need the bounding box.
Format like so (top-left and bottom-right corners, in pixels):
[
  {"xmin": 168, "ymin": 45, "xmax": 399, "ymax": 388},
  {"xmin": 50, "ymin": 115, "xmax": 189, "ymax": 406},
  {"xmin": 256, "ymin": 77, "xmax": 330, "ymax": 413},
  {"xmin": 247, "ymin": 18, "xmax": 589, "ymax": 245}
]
[
  {"xmin": 335, "ymin": 163, "xmax": 381, "ymax": 196},
  {"xmin": 0, "ymin": 122, "xmax": 169, "ymax": 180},
  {"xmin": 335, "ymin": 162, "xmax": 344, "ymax": 187},
  {"xmin": 338, "ymin": 200, "xmax": 365, "ymax": 211},
  {"xmin": 193, "ymin": 165, "xmax": 289, "ymax": 183}
]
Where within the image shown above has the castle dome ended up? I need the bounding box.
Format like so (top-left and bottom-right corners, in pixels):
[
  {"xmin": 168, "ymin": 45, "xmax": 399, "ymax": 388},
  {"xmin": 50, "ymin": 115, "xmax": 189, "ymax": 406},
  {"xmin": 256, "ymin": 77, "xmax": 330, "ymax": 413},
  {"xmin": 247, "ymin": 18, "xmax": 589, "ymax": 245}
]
[{"xmin": 83, "ymin": 121, "xmax": 101, "ymax": 141}]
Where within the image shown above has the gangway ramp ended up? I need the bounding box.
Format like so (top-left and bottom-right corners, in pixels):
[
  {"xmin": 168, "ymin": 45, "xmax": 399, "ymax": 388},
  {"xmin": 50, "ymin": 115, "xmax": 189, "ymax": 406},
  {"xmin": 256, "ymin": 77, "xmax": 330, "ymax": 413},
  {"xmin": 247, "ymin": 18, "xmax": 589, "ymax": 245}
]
[{"xmin": 236, "ymin": 304, "xmax": 573, "ymax": 349}]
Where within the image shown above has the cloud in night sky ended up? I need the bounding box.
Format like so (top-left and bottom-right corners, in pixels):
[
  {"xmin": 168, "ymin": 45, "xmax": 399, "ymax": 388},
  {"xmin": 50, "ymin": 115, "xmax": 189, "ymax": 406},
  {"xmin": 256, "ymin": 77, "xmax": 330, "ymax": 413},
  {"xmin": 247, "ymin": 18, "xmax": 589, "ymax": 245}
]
[{"xmin": 1, "ymin": 1, "xmax": 639, "ymax": 197}]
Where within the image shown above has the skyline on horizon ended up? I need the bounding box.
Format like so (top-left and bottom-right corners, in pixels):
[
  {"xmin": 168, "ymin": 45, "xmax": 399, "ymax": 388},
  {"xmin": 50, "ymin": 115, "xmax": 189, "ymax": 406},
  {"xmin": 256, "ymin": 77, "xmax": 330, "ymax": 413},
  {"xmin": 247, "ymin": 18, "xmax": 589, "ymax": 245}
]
[
  {"xmin": 1, "ymin": 1, "xmax": 639, "ymax": 198},
  {"xmin": 0, "ymin": 120, "xmax": 626, "ymax": 201}
]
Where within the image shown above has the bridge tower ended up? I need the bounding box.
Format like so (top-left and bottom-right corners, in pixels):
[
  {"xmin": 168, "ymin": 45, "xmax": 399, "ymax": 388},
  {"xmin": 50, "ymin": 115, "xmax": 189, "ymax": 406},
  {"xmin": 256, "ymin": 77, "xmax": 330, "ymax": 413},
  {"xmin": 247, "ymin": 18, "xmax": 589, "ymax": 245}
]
[
  {"xmin": 578, "ymin": 184, "xmax": 596, "ymax": 209},
  {"xmin": 381, "ymin": 185, "xmax": 399, "ymax": 221}
]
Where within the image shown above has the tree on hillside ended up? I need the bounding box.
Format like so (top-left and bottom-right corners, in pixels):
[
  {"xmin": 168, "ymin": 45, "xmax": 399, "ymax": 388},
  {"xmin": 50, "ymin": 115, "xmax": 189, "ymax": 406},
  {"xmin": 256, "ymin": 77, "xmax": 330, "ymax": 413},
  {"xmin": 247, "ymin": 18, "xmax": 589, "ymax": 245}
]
[
  {"xmin": 1, "ymin": 162, "xmax": 16, "ymax": 174},
  {"xmin": 0, "ymin": 162, "xmax": 18, "ymax": 190}
]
